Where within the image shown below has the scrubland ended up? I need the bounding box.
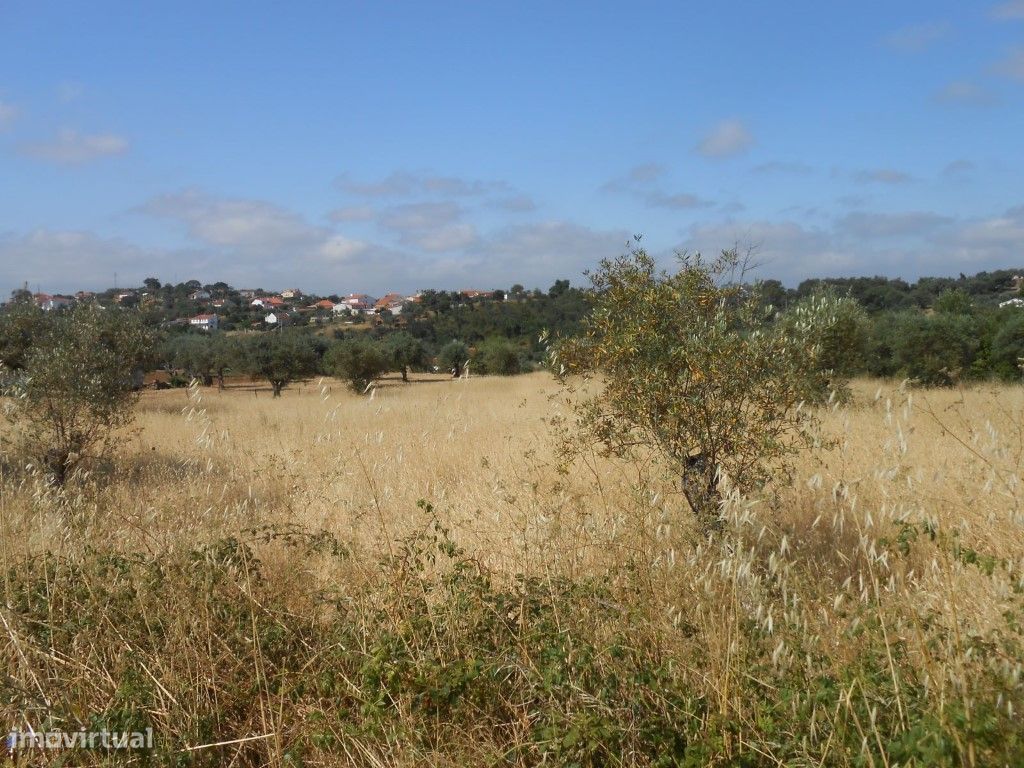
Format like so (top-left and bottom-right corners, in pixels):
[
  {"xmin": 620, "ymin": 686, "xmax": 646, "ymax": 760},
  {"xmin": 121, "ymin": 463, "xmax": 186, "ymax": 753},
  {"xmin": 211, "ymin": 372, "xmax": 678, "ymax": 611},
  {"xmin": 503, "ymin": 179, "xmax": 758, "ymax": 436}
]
[{"xmin": 2, "ymin": 373, "xmax": 1023, "ymax": 766}]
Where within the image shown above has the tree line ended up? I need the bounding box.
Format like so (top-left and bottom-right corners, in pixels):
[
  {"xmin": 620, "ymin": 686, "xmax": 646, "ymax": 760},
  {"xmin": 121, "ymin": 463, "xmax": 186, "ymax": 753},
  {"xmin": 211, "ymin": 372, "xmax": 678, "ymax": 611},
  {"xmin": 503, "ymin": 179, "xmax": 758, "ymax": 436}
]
[{"xmin": 3, "ymin": 260, "xmax": 1024, "ymax": 488}]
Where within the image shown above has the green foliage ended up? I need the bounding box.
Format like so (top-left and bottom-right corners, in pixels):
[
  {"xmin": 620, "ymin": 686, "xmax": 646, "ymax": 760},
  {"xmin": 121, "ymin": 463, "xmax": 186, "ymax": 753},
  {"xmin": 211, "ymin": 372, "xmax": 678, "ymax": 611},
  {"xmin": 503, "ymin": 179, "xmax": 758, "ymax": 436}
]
[
  {"xmin": 8, "ymin": 507, "xmax": 1020, "ymax": 766},
  {"xmin": 236, "ymin": 329, "xmax": 319, "ymax": 396},
  {"xmin": 326, "ymin": 338, "xmax": 390, "ymax": 392},
  {"xmin": 778, "ymin": 288, "xmax": 869, "ymax": 401},
  {"xmin": 989, "ymin": 311, "xmax": 1024, "ymax": 380},
  {"xmin": 0, "ymin": 295, "xmax": 46, "ymax": 372},
  {"xmin": 888, "ymin": 313, "xmax": 980, "ymax": 386},
  {"xmin": 162, "ymin": 332, "xmax": 237, "ymax": 388},
  {"xmin": 0, "ymin": 302, "xmax": 153, "ymax": 484},
  {"xmin": 438, "ymin": 339, "xmax": 470, "ymax": 377},
  {"xmin": 933, "ymin": 287, "xmax": 974, "ymax": 315},
  {"xmin": 553, "ymin": 245, "xmax": 816, "ymax": 530},
  {"xmin": 402, "ymin": 285, "xmax": 591, "ymax": 367},
  {"xmin": 382, "ymin": 331, "xmax": 427, "ymax": 382},
  {"xmin": 476, "ymin": 336, "xmax": 523, "ymax": 375}
]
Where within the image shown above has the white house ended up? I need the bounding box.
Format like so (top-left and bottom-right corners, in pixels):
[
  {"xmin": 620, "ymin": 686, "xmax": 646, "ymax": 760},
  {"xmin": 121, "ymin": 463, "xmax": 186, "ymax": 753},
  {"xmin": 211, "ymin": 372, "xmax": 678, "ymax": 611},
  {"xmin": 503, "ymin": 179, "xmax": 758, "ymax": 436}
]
[
  {"xmin": 332, "ymin": 303, "xmax": 353, "ymax": 316},
  {"xmin": 251, "ymin": 298, "xmax": 266, "ymax": 308},
  {"xmin": 190, "ymin": 290, "xmax": 211, "ymax": 301},
  {"xmin": 281, "ymin": 288, "xmax": 302, "ymax": 299},
  {"xmin": 264, "ymin": 312, "xmax": 278, "ymax": 325},
  {"xmin": 190, "ymin": 313, "xmax": 219, "ymax": 331},
  {"xmin": 35, "ymin": 294, "xmax": 75, "ymax": 311},
  {"xmin": 343, "ymin": 293, "xmax": 376, "ymax": 312}
]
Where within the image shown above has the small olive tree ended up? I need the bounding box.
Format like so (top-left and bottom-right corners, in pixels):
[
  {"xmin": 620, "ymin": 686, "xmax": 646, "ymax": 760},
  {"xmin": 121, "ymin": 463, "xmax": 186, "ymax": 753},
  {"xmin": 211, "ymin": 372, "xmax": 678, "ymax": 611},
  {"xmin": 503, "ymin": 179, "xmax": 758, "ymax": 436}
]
[
  {"xmin": 383, "ymin": 332, "xmax": 428, "ymax": 382},
  {"xmin": 326, "ymin": 338, "xmax": 390, "ymax": 392},
  {"xmin": 477, "ymin": 337, "xmax": 522, "ymax": 375},
  {"xmin": 552, "ymin": 245, "xmax": 817, "ymax": 532},
  {"xmin": 439, "ymin": 340, "xmax": 470, "ymax": 377},
  {"xmin": 0, "ymin": 302, "xmax": 153, "ymax": 485},
  {"xmin": 162, "ymin": 332, "xmax": 238, "ymax": 388},
  {"xmin": 776, "ymin": 288, "xmax": 869, "ymax": 403},
  {"xmin": 237, "ymin": 330, "xmax": 319, "ymax": 397}
]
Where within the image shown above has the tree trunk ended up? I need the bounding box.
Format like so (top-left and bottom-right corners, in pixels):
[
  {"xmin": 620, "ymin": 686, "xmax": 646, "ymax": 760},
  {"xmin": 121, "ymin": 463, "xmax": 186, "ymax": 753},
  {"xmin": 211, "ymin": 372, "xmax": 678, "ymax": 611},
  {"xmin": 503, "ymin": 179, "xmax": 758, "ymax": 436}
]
[
  {"xmin": 45, "ymin": 448, "xmax": 72, "ymax": 487},
  {"xmin": 681, "ymin": 452, "xmax": 723, "ymax": 533},
  {"xmin": 217, "ymin": 370, "xmax": 225, "ymax": 390},
  {"xmin": 401, "ymin": 366, "xmax": 408, "ymax": 383}
]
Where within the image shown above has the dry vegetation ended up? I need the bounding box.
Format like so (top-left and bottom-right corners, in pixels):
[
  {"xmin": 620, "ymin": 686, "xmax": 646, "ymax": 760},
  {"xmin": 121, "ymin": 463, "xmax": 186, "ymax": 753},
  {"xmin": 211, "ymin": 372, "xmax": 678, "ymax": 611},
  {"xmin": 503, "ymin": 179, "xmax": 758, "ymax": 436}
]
[{"xmin": 2, "ymin": 372, "xmax": 1023, "ymax": 765}]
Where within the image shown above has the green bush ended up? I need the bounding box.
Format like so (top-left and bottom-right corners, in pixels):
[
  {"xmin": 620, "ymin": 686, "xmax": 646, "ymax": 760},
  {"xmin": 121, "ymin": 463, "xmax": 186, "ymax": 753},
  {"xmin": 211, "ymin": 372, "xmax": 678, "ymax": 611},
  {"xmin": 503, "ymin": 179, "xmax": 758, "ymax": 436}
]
[
  {"xmin": 438, "ymin": 339, "xmax": 470, "ymax": 377},
  {"xmin": 476, "ymin": 337, "xmax": 522, "ymax": 375},
  {"xmin": 326, "ymin": 337, "xmax": 390, "ymax": 392},
  {"xmin": 989, "ymin": 311, "xmax": 1024, "ymax": 380}
]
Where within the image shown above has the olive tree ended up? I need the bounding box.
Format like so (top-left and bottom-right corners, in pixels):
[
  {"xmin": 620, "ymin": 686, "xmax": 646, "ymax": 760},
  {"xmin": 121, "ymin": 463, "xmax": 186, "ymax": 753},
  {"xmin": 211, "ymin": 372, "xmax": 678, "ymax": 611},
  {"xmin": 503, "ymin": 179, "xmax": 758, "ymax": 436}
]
[
  {"xmin": 0, "ymin": 295, "xmax": 46, "ymax": 372},
  {"xmin": 477, "ymin": 337, "xmax": 522, "ymax": 375},
  {"xmin": 237, "ymin": 330, "xmax": 319, "ymax": 397},
  {"xmin": 162, "ymin": 332, "xmax": 238, "ymax": 388},
  {"xmin": 326, "ymin": 338, "xmax": 389, "ymax": 392},
  {"xmin": 439, "ymin": 340, "xmax": 470, "ymax": 377},
  {"xmin": 383, "ymin": 331, "xmax": 427, "ymax": 382},
  {"xmin": 163, "ymin": 334, "xmax": 215, "ymax": 385},
  {"xmin": 552, "ymin": 245, "xmax": 817, "ymax": 532},
  {"xmin": 777, "ymin": 288, "xmax": 869, "ymax": 402},
  {"xmin": 0, "ymin": 302, "xmax": 153, "ymax": 485}
]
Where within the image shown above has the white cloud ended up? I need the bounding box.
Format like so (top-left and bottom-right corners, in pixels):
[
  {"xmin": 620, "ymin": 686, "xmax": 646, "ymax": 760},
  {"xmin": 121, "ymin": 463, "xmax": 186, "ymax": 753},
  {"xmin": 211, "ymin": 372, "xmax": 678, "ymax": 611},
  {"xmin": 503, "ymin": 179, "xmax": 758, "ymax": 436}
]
[
  {"xmin": 337, "ymin": 170, "xmax": 511, "ymax": 198},
  {"xmin": 0, "ymin": 229, "xmax": 168, "ymax": 294},
  {"xmin": 56, "ymin": 82, "xmax": 85, "ymax": 103},
  {"xmin": 751, "ymin": 161, "xmax": 814, "ymax": 175},
  {"xmin": 21, "ymin": 129, "xmax": 128, "ymax": 164},
  {"xmin": 676, "ymin": 205, "xmax": 1024, "ymax": 284},
  {"xmin": 414, "ymin": 223, "xmax": 478, "ymax": 252},
  {"xmin": 318, "ymin": 235, "xmax": 369, "ymax": 263},
  {"xmin": 836, "ymin": 211, "xmax": 952, "ymax": 238},
  {"xmin": 602, "ymin": 163, "xmax": 667, "ymax": 192},
  {"xmin": 853, "ymin": 168, "xmax": 914, "ymax": 184},
  {"xmin": 645, "ymin": 191, "xmax": 714, "ymax": 210},
  {"xmin": 948, "ymin": 205, "xmax": 1024, "ymax": 249},
  {"xmin": 141, "ymin": 189, "xmax": 319, "ymax": 251},
  {"xmin": 376, "ymin": 201, "xmax": 478, "ymax": 251},
  {"xmin": 442, "ymin": 221, "xmax": 630, "ymax": 289},
  {"xmin": 943, "ymin": 159, "xmax": 974, "ymax": 178},
  {"xmin": 933, "ymin": 79, "xmax": 999, "ymax": 106},
  {"xmin": 991, "ymin": 1, "xmax": 1024, "ymax": 20},
  {"xmin": 696, "ymin": 119, "xmax": 753, "ymax": 158},
  {"xmin": 328, "ymin": 205, "xmax": 375, "ymax": 223},
  {"xmin": 882, "ymin": 22, "xmax": 950, "ymax": 53},
  {"xmin": 377, "ymin": 201, "xmax": 461, "ymax": 232},
  {"xmin": 0, "ymin": 100, "xmax": 19, "ymax": 130},
  {"xmin": 491, "ymin": 195, "xmax": 537, "ymax": 213},
  {"xmin": 603, "ymin": 163, "xmax": 712, "ymax": 208},
  {"xmin": 995, "ymin": 46, "xmax": 1024, "ymax": 80}
]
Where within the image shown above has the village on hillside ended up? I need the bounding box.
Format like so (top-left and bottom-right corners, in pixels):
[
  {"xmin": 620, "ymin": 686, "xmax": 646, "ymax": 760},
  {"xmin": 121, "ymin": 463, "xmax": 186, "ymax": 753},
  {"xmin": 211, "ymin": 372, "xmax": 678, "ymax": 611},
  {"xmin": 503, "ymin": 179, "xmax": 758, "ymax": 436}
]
[{"xmin": 19, "ymin": 281, "xmax": 519, "ymax": 332}]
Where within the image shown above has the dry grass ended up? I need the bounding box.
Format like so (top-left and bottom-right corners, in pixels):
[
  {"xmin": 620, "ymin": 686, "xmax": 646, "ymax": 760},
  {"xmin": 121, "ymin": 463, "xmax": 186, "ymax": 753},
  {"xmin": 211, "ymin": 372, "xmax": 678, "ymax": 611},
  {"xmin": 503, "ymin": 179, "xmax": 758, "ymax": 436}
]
[{"xmin": 1, "ymin": 372, "xmax": 1022, "ymax": 765}]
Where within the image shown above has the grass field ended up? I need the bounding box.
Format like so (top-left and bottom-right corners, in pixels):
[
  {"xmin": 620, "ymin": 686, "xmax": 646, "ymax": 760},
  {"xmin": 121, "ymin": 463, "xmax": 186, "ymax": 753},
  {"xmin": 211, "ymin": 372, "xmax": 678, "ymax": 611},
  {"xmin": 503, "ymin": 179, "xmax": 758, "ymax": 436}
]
[{"xmin": 2, "ymin": 372, "xmax": 1023, "ymax": 765}]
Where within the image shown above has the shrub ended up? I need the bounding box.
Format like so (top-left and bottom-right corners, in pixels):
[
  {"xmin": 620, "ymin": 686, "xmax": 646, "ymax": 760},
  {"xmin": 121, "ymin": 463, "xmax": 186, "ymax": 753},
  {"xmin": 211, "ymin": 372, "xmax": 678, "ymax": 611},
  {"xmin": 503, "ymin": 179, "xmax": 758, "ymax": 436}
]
[
  {"xmin": 552, "ymin": 244, "xmax": 817, "ymax": 531},
  {"xmin": 0, "ymin": 302, "xmax": 152, "ymax": 484},
  {"xmin": 235, "ymin": 329, "xmax": 319, "ymax": 396},
  {"xmin": 382, "ymin": 331, "xmax": 428, "ymax": 382},
  {"xmin": 438, "ymin": 340, "xmax": 470, "ymax": 377},
  {"xmin": 777, "ymin": 287, "xmax": 869, "ymax": 401},
  {"xmin": 984, "ymin": 312, "xmax": 1024, "ymax": 381},
  {"xmin": 326, "ymin": 338, "xmax": 390, "ymax": 392},
  {"xmin": 893, "ymin": 313, "xmax": 980, "ymax": 386},
  {"xmin": 476, "ymin": 337, "xmax": 522, "ymax": 376}
]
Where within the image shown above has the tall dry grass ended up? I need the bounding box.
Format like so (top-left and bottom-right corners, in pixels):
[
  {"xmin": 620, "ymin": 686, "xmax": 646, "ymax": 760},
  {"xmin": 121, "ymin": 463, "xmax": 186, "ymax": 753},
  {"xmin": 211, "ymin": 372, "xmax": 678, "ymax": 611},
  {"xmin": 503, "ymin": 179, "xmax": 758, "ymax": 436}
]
[{"xmin": 1, "ymin": 373, "xmax": 1022, "ymax": 765}]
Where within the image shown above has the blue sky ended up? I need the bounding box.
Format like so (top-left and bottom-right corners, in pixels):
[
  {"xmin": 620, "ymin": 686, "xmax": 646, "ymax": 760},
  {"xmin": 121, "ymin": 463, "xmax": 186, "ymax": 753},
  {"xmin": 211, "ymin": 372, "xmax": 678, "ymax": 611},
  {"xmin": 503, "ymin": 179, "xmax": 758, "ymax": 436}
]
[{"xmin": 1, "ymin": 1, "xmax": 1023, "ymax": 296}]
